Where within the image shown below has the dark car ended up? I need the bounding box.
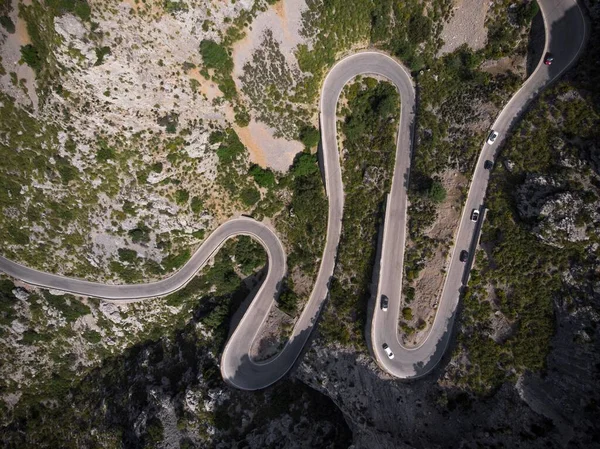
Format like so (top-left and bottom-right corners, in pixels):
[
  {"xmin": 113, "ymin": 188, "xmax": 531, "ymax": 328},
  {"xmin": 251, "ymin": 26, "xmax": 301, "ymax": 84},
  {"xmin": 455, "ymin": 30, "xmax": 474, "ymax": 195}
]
[
  {"xmin": 380, "ymin": 295, "xmax": 389, "ymax": 311},
  {"xmin": 459, "ymin": 250, "xmax": 469, "ymax": 263},
  {"xmin": 484, "ymin": 160, "xmax": 493, "ymax": 170},
  {"xmin": 544, "ymin": 53, "xmax": 554, "ymax": 65}
]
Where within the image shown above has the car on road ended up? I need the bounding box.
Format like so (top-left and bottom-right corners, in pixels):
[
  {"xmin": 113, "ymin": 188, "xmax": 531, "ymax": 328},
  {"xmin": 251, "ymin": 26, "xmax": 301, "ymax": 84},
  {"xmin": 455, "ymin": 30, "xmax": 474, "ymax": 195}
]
[
  {"xmin": 380, "ymin": 295, "xmax": 389, "ymax": 312},
  {"xmin": 484, "ymin": 160, "xmax": 493, "ymax": 170},
  {"xmin": 460, "ymin": 250, "xmax": 469, "ymax": 263},
  {"xmin": 544, "ymin": 53, "xmax": 554, "ymax": 65},
  {"xmin": 487, "ymin": 131, "xmax": 499, "ymax": 145},
  {"xmin": 471, "ymin": 209, "xmax": 480, "ymax": 222},
  {"xmin": 382, "ymin": 343, "xmax": 394, "ymax": 359}
]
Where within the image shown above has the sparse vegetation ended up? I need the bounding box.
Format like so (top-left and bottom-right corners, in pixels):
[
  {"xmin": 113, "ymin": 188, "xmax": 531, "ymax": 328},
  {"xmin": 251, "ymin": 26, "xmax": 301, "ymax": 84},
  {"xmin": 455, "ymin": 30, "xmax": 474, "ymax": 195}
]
[
  {"xmin": 94, "ymin": 46, "xmax": 111, "ymax": 66},
  {"xmin": 199, "ymin": 39, "xmax": 237, "ymax": 100},
  {"xmin": 162, "ymin": 249, "xmax": 190, "ymax": 272},
  {"xmin": 428, "ymin": 180, "xmax": 447, "ymax": 203}
]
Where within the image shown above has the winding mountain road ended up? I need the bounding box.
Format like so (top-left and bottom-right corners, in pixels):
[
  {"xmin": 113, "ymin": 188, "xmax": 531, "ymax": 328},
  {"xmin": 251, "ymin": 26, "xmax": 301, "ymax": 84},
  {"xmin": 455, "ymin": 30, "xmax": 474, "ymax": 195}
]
[
  {"xmin": 371, "ymin": 0, "xmax": 587, "ymax": 378},
  {"xmin": 0, "ymin": 0, "xmax": 587, "ymax": 389}
]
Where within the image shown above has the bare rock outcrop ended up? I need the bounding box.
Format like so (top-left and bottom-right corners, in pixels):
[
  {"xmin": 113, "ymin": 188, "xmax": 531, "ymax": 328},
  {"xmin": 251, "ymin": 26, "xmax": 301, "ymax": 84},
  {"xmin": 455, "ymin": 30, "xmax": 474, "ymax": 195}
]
[{"xmin": 515, "ymin": 174, "xmax": 598, "ymax": 246}]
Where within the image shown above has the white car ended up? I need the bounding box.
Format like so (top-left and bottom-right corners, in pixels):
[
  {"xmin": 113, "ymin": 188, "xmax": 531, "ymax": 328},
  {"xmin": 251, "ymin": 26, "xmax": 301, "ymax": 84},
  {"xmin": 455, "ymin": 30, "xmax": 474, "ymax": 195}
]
[
  {"xmin": 487, "ymin": 130, "xmax": 499, "ymax": 145},
  {"xmin": 471, "ymin": 209, "xmax": 480, "ymax": 222},
  {"xmin": 382, "ymin": 343, "xmax": 394, "ymax": 359},
  {"xmin": 380, "ymin": 295, "xmax": 389, "ymax": 312}
]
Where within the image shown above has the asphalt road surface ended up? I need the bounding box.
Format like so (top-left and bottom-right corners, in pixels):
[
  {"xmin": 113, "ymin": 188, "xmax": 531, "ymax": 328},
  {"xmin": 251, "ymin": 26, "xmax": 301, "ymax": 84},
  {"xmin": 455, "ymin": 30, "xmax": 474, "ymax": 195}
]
[{"xmin": 0, "ymin": 0, "xmax": 587, "ymax": 389}]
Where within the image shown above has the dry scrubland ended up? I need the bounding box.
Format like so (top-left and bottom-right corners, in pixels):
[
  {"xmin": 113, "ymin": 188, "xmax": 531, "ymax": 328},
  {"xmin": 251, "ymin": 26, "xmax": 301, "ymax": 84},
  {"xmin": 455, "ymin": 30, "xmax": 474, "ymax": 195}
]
[{"xmin": 1, "ymin": 0, "xmax": 599, "ymax": 447}]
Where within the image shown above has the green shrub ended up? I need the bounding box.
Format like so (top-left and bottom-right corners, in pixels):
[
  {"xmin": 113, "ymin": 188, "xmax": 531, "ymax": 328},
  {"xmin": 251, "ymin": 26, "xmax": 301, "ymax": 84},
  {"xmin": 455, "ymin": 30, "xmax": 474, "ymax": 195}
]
[
  {"xmin": 164, "ymin": 0, "xmax": 188, "ymax": 13},
  {"xmin": 291, "ymin": 153, "xmax": 319, "ymax": 178},
  {"xmin": 199, "ymin": 40, "xmax": 233, "ymax": 72},
  {"xmin": 216, "ymin": 130, "xmax": 245, "ymax": 165},
  {"xmin": 83, "ymin": 329, "xmax": 102, "ymax": 344},
  {"xmin": 157, "ymin": 114, "xmax": 179, "ymax": 134},
  {"xmin": 8, "ymin": 225, "xmax": 29, "ymax": 245},
  {"xmin": 217, "ymin": 77, "xmax": 237, "ymax": 100},
  {"xmin": 190, "ymin": 196, "xmax": 203, "ymax": 213},
  {"xmin": 46, "ymin": 0, "xmax": 92, "ymax": 21},
  {"xmin": 94, "ymin": 46, "xmax": 110, "ymax": 66},
  {"xmin": 55, "ymin": 156, "xmax": 78, "ymax": 184},
  {"xmin": 401, "ymin": 323, "xmax": 414, "ymax": 336},
  {"xmin": 516, "ymin": 1, "xmax": 540, "ymax": 26},
  {"xmin": 21, "ymin": 44, "xmax": 42, "ymax": 72},
  {"xmin": 162, "ymin": 249, "xmax": 191, "ymax": 271},
  {"xmin": 72, "ymin": 1, "xmax": 91, "ymax": 21},
  {"xmin": 123, "ymin": 200, "xmax": 136, "ymax": 215},
  {"xmin": 428, "ymin": 180, "xmax": 446, "ymax": 203},
  {"xmin": 240, "ymin": 187, "xmax": 260, "ymax": 206},
  {"xmin": 175, "ymin": 189, "xmax": 189, "ymax": 205},
  {"xmin": 402, "ymin": 307, "xmax": 413, "ymax": 320},
  {"xmin": 144, "ymin": 416, "xmax": 164, "ymax": 445},
  {"xmin": 0, "ymin": 280, "xmax": 18, "ymax": 326},
  {"xmin": 198, "ymin": 39, "xmax": 237, "ymax": 100},
  {"xmin": 249, "ymin": 164, "xmax": 275, "ymax": 188},
  {"xmin": 234, "ymin": 107, "xmax": 250, "ymax": 127},
  {"xmin": 209, "ymin": 130, "xmax": 225, "ymax": 145},
  {"xmin": 299, "ymin": 125, "xmax": 320, "ymax": 149},
  {"xmin": 278, "ymin": 289, "xmax": 299, "ymax": 316},
  {"xmin": 201, "ymin": 303, "xmax": 229, "ymax": 330},
  {"xmin": 96, "ymin": 141, "xmax": 115, "ymax": 161},
  {"xmin": 233, "ymin": 236, "xmax": 265, "ymax": 275},
  {"xmin": 21, "ymin": 329, "xmax": 51, "ymax": 345},
  {"xmin": 0, "ymin": 15, "xmax": 15, "ymax": 33},
  {"xmin": 118, "ymin": 248, "xmax": 138, "ymax": 263},
  {"xmin": 129, "ymin": 224, "xmax": 151, "ymax": 243},
  {"xmin": 44, "ymin": 292, "xmax": 91, "ymax": 322}
]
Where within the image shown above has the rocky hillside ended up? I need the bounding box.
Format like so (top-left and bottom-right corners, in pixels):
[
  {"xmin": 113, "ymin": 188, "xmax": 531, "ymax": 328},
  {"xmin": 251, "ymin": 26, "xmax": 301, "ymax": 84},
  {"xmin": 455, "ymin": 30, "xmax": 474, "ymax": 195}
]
[
  {"xmin": 1, "ymin": 0, "xmax": 599, "ymax": 448},
  {"xmin": 295, "ymin": 2, "xmax": 600, "ymax": 448},
  {"xmin": 0, "ymin": 0, "xmax": 280, "ymax": 282}
]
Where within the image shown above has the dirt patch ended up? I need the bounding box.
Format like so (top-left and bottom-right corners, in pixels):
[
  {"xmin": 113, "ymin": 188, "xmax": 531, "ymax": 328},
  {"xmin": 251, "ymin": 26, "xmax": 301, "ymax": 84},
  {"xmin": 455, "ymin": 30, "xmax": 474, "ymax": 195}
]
[
  {"xmin": 0, "ymin": 0, "xmax": 39, "ymax": 110},
  {"xmin": 115, "ymin": 0, "xmax": 166, "ymax": 18},
  {"xmin": 480, "ymin": 54, "xmax": 527, "ymax": 77},
  {"xmin": 400, "ymin": 169, "xmax": 468, "ymax": 346},
  {"xmin": 235, "ymin": 119, "xmax": 302, "ymax": 171},
  {"xmin": 439, "ymin": 0, "xmax": 490, "ymax": 56},
  {"xmin": 232, "ymin": 0, "xmax": 308, "ymax": 170},
  {"xmin": 249, "ymin": 306, "xmax": 294, "ymax": 362},
  {"xmin": 188, "ymin": 68, "xmax": 228, "ymax": 105},
  {"xmin": 15, "ymin": 14, "xmax": 31, "ymax": 45},
  {"xmin": 232, "ymin": 0, "xmax": 306, "ymax": 82}
]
